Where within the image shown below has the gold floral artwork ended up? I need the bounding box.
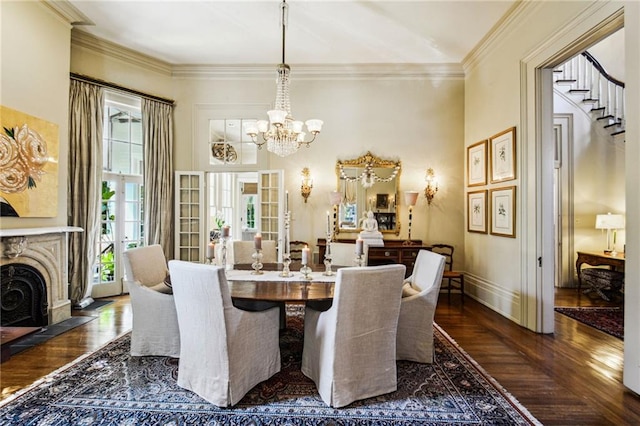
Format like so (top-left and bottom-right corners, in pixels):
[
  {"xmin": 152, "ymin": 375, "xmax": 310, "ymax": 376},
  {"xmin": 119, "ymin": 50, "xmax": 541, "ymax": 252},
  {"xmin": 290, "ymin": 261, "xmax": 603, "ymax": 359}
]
[{"xmin": 1, "ymin": 106, "xmax": 59, "ymax": 217}]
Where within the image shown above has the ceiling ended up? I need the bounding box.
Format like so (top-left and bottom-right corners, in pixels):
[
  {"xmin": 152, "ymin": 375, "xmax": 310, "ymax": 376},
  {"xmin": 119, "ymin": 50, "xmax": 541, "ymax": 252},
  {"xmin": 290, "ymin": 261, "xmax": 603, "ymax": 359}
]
[{"xmin": 61, "ymin": 1, "xmax": 518, "ymax": 66}]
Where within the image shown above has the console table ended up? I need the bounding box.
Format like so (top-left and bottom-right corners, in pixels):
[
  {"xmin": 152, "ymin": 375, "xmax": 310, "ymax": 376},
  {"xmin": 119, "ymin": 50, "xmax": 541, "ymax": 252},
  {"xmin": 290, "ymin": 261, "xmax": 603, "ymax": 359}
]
[
  {"xmin": 317, "ymin": 238, "xmax": 430, "ymax": 277},
  {"xmin": 575, "ymin": 251, "xmax": 625, "ymax": 291}
]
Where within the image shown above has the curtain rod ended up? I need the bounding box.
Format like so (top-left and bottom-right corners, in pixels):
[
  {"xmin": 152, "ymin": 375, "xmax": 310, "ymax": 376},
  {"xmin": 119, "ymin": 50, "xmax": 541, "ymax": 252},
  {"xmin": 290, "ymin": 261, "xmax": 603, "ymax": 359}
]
[{"xmin": 70, "ymin": 73, "xmax": 175, "ymax": 106}]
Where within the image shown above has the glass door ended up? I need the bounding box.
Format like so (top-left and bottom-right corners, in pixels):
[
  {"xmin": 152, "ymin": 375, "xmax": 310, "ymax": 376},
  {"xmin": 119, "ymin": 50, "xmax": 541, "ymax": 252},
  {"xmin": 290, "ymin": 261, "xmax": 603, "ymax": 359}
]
[{"xmin": 93, "ymin": 173, "xmax": 144, "ymax": 298}]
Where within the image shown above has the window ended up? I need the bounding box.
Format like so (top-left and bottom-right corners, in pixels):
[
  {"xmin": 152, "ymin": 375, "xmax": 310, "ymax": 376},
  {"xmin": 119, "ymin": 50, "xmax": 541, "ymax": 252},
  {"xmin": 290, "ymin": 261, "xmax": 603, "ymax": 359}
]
[
  {"xmin": 94, "ymin": 91, "xmax": 144, "ymax": 295},
  {"xmin": 209, "ymin": 119, "xmax": 259, "ymax": 166}
]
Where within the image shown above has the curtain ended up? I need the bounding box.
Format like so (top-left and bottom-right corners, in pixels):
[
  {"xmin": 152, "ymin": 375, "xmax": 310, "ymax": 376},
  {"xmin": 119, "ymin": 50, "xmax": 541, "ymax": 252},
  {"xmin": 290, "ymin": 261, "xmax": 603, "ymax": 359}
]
[
  {"xmin": 68, "ymin": 79, "xmax": 104, "ymax": 307},
  {"xmin": 142, "ymin": 99, "xmax": 174, "ymax": 258}
]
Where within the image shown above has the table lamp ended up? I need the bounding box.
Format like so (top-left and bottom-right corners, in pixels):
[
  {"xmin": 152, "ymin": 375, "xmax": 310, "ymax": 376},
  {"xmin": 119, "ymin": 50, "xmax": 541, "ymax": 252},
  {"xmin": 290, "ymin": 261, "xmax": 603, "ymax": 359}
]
[
  {"xmin": 595, "ymin": 212, "xmax": 625, "ymax": 255},
  {"xmin": 403, "ymin": 191, "xmax": 419, "ymax": 245}
]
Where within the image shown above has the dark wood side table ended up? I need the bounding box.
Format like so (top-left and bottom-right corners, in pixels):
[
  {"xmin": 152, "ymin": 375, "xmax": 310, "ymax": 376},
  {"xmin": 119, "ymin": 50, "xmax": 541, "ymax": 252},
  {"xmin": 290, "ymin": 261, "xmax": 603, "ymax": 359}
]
[
  {"xmin": 575, "ymin": 251, "xmax": 625, "ymax": 292},
  {"xmin": 317, "ymin": 238, "xmax": 429, "ymax": 277}
]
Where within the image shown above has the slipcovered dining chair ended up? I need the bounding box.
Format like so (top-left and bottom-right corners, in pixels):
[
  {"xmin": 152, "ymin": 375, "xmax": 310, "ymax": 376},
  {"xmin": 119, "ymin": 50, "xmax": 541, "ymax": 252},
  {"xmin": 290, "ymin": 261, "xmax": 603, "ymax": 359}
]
[
  {"xmin": 328, "ymin": 242, "xmax": 368, "ymax": 266},
  {"xmin": 168, "ymin": 260, "xmax": 281, "ymax": 407},
  {"xmin": 396, "ymin": 249, "xmax": 446, "ymax": 363},
  {"xmin": 123, "ymin": 244, "xmax": 180, "ymax": 358},
  {"xmin": 232, "ymin": 240, "xmax": 277, "ymax": 264},
  {"xmin": 302, "ymin": 264, "xmax": 406, "ymax": 408}
]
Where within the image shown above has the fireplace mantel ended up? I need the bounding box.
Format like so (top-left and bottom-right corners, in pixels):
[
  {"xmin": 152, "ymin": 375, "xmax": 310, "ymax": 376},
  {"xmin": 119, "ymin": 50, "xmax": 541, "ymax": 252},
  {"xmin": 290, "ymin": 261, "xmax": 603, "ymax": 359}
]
[
  {"xmin": 0, "ymin": 226, "xmax": 83, "ymax": 238},
  {"xmin": 1, "ymin": 226, "xmax": 83, "ymax": 325}
]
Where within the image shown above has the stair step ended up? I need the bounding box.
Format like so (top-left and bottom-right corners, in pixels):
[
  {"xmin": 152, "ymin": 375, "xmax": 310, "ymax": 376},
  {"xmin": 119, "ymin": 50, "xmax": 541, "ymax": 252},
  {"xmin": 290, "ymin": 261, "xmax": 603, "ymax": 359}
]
[
  {"xmin": 569, "ymin": 89, "xmax": 590, "ymax": 94},
  {"xmin": 604, "ymin": 122, "xmax": 623, "ymax": 129},
  {"xmin": 555, "ymin": 79, "xmax": 577, "ymax": 85},
  {"xmin": 611, "ymin": 129, "xmax": 626, "ymax": 136},
  {"xmin": 591, "ymin": 107, "xmax": 605, "ymax": 112},
  {"xmin": 597, "ymin": 115, "xmax": 614, "ymax": 121},
  {"xmin": 553, "ymin": 69, "xmax": 563, "ymax": 73},
  {"xmin": 582, "ymin": 98, "xmax": 599, "ymax": 104}
]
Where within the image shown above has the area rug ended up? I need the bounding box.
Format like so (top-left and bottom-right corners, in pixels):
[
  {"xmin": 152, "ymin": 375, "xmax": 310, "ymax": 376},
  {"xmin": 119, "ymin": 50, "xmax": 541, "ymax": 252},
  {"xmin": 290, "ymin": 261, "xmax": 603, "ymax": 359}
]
[
  {"xmin": 80, "ymin": 299, "xmax": 114, "ymax": 311},
  {"xmin": 0, "ymin": 310, "xmax": 541, "ymax": 425},
  {"xmin": 555, "ymin": 306, "xmax": 623, "ymax": 340}
]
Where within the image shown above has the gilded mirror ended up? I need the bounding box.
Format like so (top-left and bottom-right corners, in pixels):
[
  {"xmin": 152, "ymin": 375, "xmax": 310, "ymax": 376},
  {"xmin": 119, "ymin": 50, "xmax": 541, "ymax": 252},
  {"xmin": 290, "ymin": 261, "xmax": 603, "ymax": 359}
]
[{"xmin": 335, "ymin": 152, "xmax": 401, "ymax": 235}]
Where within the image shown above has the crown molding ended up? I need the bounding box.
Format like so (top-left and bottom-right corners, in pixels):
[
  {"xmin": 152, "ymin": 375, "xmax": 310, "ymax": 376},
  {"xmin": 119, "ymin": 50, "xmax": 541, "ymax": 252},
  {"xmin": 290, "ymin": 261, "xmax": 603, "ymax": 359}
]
[
  {"xmin": 172, "ymin": 63, "xmax": 464, "ymax": 80},
  {"xmin": 462, "ymin": 0, "xmax": 540, "ymax": 74},
  {"xmin": 41, "ymin": 0, "xmax": 94, "ymax": 26},
  {"xmin": 71, "ymin": 30, "xmax": 173, "ymax": 76}
]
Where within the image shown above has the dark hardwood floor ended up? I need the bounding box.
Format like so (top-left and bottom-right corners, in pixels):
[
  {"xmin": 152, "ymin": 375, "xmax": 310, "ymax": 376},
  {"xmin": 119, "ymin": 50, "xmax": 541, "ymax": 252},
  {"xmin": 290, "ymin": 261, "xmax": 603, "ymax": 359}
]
[{"xmin": 2, "ymin": 289, "xmax": 639, "ymax": 425}]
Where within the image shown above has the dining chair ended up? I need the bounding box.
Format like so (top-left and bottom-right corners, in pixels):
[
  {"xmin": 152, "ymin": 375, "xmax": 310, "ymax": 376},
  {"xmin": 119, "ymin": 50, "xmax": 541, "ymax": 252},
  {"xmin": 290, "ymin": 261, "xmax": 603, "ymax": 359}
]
[
  {"xmin": 289, "ymin": 240, "xmax": 308, "ymax": 261},
  {"xmin": 429, "ymin": 243, "xmax": 464, "ymax": 303},
  {"xmin": 328, "ymin": 242, "xmax": 368, "ymax": 266},
  {"xmin": 232, "ymin": 240, "xmax": 277, "ymax": 264},
  {"xmin": 168, "ymin": 260, "xmax": 281, "ymax": 407},
  {"xmin": 301, "ymin": 264, "xmax": 406, "ymax": 408},
  {"xmin": 122, "ymin": 244, "xmax": 180, "ymax": 358},
  {"xmin": 396, "ymin": 249, "xmax": 445, "ymax": 363}
]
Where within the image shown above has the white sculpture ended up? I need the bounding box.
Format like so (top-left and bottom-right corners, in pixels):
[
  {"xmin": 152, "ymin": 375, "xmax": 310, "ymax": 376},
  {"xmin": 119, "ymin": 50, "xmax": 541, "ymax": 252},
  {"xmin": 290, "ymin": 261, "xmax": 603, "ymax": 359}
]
[{"xmin": 359, "ymin": 210, "xmax": 384, "ymax": 247}]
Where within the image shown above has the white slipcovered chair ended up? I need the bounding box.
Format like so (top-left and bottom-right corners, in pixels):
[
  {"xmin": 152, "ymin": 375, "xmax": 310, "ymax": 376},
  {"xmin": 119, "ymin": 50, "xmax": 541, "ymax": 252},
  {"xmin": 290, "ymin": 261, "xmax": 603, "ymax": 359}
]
[
  {"xmin": 232, "ymin": 240, "xmax": 277, "ymax": 264},
  {"xmin": 168, "ymin": 260, "xmax": 281, "ymax": 407},
  {"xmin": 396, "ymin": 249, "xmax": 446, "ymax": 363},
  {"xmin": 301, "ymin": 264, "xmax": 406, "ymax": 408},
  {"xmin": 328, "ymin": 242, "xmax": 368, "ymax": 266},
  {"xmin": 122, "ymin": 244, "xmax": 180, "ymax": 358}
]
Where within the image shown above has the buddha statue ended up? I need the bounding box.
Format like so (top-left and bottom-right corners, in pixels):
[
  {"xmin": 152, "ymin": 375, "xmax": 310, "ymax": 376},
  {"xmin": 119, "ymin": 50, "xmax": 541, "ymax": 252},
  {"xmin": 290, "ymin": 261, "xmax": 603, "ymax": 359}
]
[{"xmin": 359, "ymin": 210, "xmax": 384, "ymax": 246}]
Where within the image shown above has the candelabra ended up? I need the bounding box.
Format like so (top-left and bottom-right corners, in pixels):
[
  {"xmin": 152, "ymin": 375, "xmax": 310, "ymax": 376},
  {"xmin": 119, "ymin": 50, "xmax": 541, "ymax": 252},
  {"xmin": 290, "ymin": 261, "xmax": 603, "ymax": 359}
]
[
  {"xmin": 323, "ymin": 232, "xmax": 334, "ymax": 276},
  {"xmin": 280, "ymin": 211, "xmax": 293, "ymax": 277},
  {"xmin": 251, "ymin": 249, "xmax": 264, "ymax": 274},
  {"xmin": 220, "ymin": 236, "xmax": 229, "ymax": 271}
]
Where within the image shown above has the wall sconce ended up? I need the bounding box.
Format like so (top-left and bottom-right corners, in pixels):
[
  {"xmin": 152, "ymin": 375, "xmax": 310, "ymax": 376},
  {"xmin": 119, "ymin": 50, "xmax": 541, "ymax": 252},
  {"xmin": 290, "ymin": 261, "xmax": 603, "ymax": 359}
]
[
  {"xmin": 424, "ymin": 167, "xmax": 438, "ymax": 205},
  {"xmin": 301, "ymin": 167, "xmax": 313, "ymax": 203},
  {"xmin": 403, "ymin": 191, "xmax": 419, "ymax": 245}
]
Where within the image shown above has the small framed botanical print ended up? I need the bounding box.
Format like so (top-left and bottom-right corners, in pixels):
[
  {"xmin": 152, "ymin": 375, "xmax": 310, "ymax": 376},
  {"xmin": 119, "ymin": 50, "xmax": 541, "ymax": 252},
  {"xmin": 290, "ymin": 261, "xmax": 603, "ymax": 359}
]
[
  {"xmin": 467, "ymin": 190, "xmax": 487, "ymax": 233},
  {"xmin": 489, "ymin": 127, "xmax": 516, "ymax": 183},
  {"xmin": 467, "ymin": 140, "xmax": 487, "ymax": 187},
  {"xmin": 490, "ymin": 186, "xmax": 516, "ymax": 238}
]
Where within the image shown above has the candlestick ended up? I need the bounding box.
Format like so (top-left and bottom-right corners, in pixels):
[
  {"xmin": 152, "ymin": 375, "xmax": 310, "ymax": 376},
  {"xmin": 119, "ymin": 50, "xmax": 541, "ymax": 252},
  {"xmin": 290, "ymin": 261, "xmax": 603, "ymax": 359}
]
[
  {"xmin": 323, "ymin": 231, "xmax": 334, "ymax": 276},
  {"xmin": 206, "ymin": 242, "xmax": 216, "ymax": 264},
  {"xmin": 300, "ymin": 246, "xmax": 312, "ymax": 280},
  {"xmin": 222, "ymin": 225, "xmax": 230, "ymax": 238},
  {"xmin": 251, "ymin": 248, "xmax": 264, "ymax": 275},
  {"xmin": 254, "ymin": 233, "xmax": 262, "ymax": 250},
  {"xmin": 326, "ymin": 211, "xmax": 330, "ymax": 236},
  {"xmin": 285, "ymin": 190, "xmax": 289, "ymax": 213}
]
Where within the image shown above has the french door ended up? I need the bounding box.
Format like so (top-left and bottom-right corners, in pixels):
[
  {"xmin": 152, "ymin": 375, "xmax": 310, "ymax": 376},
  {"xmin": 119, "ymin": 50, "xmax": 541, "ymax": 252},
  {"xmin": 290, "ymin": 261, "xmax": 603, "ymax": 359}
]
[{"xmin": 92, "ymin": 173, "xmax": 144, "ymax": 298}]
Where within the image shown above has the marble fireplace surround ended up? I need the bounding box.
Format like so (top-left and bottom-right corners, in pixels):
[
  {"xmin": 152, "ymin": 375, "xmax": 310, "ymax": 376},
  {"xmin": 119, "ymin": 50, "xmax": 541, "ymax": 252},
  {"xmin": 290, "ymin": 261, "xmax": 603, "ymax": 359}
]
[{"xmin": 0, "ymin": 226, "xmax": 82, "ymax": 325}]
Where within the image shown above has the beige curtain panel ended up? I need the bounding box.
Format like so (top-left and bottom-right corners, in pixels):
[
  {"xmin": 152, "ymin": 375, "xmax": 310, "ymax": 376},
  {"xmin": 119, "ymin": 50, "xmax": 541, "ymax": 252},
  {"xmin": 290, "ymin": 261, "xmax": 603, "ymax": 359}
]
[
  {"xmin": 68, "ymin": 79, "xmax": 104, "ymax": 307},
  {"xmin": 141, "ymin": 98, "xmax": 174, "ymax": 258}
]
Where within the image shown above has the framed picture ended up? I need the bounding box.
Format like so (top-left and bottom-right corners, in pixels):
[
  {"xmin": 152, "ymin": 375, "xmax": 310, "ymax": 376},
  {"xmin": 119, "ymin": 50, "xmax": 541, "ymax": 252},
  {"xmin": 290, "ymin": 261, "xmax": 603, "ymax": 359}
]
[
  {"xmin": 376, "ymin": 193, "xmax": 389, "ymax": 209},
  {"xmin": 467, "ymin": 190, "xmax": 487, "ymax": 233},
  {"xmin": 467, "ymin": 140, "xmax": 487, "ymax": 187},
  {"xmin": 489, "ymin": 127, "xmax": 516, "ymax": 183},
  {"xmin": 490, "ymin": 186, "xmax": 516, "ymax": 238}
]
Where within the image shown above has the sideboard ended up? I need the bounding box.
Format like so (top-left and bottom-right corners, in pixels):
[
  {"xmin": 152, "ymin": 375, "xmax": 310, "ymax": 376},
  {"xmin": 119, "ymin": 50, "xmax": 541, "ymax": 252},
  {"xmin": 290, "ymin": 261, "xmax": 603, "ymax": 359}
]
[{"xmin": 317, "ymin": 238, "xmax": 431, "ymax": 277}]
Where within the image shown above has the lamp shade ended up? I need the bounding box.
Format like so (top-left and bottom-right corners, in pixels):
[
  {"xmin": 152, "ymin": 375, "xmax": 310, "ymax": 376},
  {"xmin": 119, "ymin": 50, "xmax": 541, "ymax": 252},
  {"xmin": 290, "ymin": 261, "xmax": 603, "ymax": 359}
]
[
  {"xmin": 595, "ymin": 213, "xmax": 625, "ymax": 229},
  {"xmin": 404, "ymin": 191, "xmax": 419, "ymax": 206},
  {"xmin": 329, "ymin": 190, "xmax": 343, "ymax": 206}
]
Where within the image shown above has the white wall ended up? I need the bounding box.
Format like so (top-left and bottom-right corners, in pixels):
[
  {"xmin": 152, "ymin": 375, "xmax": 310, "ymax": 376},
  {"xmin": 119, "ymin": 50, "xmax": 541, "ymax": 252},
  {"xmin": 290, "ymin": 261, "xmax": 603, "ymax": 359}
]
[
  {"xmin": 0, "ymin": 1, "xmax": 71, "ymax": 229},
  {"xmin": 172, "ymin": 74, "xmax": 465, "ymax": 252}
]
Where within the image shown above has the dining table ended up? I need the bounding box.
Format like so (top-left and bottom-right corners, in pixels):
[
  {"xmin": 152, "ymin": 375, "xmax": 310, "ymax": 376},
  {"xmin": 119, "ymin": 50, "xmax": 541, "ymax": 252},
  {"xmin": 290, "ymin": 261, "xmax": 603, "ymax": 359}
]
[{"xmin": 226, "ymin": 263, "xmax": 338, "ymax": 303}]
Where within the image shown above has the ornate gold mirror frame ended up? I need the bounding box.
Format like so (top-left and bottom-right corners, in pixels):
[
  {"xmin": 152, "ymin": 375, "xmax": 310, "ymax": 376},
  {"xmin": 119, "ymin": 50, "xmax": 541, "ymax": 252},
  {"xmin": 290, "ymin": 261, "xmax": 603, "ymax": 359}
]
[{"xmin": 335, "ymin": 151, "xmax": 401, "ymax": 236}]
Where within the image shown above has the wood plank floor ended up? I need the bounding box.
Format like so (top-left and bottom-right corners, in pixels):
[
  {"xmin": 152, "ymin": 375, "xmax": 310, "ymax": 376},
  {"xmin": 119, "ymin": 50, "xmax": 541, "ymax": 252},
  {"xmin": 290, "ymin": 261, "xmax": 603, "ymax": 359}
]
[{"xmin": 1, "ymin": 289, "xmax": 639, "ymax": 425}]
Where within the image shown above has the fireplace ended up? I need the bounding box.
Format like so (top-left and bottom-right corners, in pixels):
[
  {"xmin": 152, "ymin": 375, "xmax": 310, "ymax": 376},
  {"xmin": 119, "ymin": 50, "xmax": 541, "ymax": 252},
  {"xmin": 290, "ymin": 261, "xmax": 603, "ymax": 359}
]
[
  {"xmin": 0, "ymin": 227, "xmax": 81, "ymax": 326},
  {"xmin": 1, "ymin": 263, "xmax": 48, "ymax": 326}
]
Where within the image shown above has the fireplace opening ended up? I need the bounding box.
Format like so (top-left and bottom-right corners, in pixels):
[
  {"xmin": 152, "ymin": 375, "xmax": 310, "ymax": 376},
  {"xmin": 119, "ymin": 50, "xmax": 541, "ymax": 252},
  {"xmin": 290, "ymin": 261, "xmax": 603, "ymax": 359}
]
[{"xmin": 1, "ymin": 263, "xmax": 48, "ymax": 327}]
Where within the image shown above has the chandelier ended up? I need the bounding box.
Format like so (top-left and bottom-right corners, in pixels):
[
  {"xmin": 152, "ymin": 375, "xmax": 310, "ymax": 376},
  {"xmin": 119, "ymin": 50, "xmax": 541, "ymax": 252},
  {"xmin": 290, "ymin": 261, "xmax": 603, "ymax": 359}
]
[{"xmin": 244, "ymin": 0, "xmax": 323, "ymax": 157}]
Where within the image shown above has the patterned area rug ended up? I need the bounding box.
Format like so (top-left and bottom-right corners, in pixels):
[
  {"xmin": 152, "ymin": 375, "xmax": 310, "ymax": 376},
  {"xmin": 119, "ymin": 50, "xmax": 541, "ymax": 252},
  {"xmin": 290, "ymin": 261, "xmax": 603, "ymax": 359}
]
[
  {"xmin": 0, "ymin": 308, "xmax": 540, "ymax": 425},
  {"xmin": 555, "ymin": 306, "xmax": 624, "ymax": 340}
]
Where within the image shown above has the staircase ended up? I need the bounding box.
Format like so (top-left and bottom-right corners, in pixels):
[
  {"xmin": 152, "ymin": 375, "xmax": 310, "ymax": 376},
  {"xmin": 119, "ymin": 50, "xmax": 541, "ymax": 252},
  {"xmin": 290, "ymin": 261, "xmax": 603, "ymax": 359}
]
[{"xmin": 554, "ymin": 51, "xmax": 625, "ymax": 143}]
